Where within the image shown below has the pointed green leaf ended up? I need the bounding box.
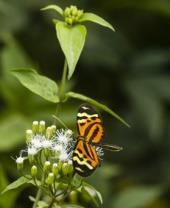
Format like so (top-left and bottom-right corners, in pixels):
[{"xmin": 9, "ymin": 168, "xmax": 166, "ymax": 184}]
[
  {"xmin": 61, "ymin": 205, "xmax": 85, "ymax": 208},
  {"xmin": 79, "ymin": 13, "xmax": 115, "ymax": 32},
  {"xmin": 41, "ymin": 5, "xmax": 63, "ymax": 16},
  {"xmin": 56, "ymin": 22, "xmax": 87, "ymax": 79},
  {"xmin": 80, "ymin": 182, "xmax": 103, "ymax": 208},
  {"xmin": 12, "ymin": 68, "xmax": 59, "ymax": 103},
  {"xmin": 1, "ymin": 176, "xmax": 31, "ymax": 195},
  {"xmin": 0, "ymin": 166, "xmax": 27, "ymax": 208},
  {"xmin": 65, "ymin": 91, "xmax": 130, "ymax": 127}
]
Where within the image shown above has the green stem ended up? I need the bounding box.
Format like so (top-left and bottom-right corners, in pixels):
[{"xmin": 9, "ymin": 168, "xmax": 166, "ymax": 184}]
[
  {"xmin": 32, "ymin": 186, "xmax": 42, "ymax": 208},
  {"xmin": 32, "ymin": 174, "xmax": 45, "ymax": 208},
  {"xmin": 54, "ymin": 58, "xmax": 68, "ymax": 125},
  {"xmin": 49, "ymin": 197, "xmax": 55, "ymax": 208},
  {"xmin": 59, "ymin": 58, "xmax": 68, "ymax": 100}
]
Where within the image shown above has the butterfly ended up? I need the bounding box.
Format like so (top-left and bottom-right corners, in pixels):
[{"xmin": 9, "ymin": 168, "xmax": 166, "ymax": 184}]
[{"xmin": 72, "ymin": 104, "xmax": 123, "ymax": 177}]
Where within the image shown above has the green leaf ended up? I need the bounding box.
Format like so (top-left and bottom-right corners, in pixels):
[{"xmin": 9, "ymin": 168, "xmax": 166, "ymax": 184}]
[
  {"xmin": 61, "ymin": 205, "xmax": 85, "ymax": 208},
  {"xmin": 12, "ymin": 68, "xmax": 59, "ymax": 103},
  {"xmin": 41, "ymin": 4, "xmax": 63, "ymax": 16},
  {"xmin": 65, "ymin": 91, "xmax": 130, "ymax": 127},
  {"xmin": 113, "ymin": 186, "xmax": 161, "ymax": 208},
  {"xmin": 79, "ymin": 13, "xmax": 115, "ymax": 32},
  {"xmin": 56, "ymin": 22, "xmax": 87, "ymax": 79},
  {"xmin": 71, "ymin": 174, "xmax": 82, "ymax": 189},
  {"xmin": 0, "ymin": 165, "xmax": 24, "ymax": 208},
  {"xmin": 80, "ymin": 182, "xmax": 103, "ymax": 208},
  {"xmin": 1, "ymin": 176, "xmax": 31, "ymax": 195},
  {"xmin": 37, "ymin": 201, "xmax": 49, "ymax": 208}
]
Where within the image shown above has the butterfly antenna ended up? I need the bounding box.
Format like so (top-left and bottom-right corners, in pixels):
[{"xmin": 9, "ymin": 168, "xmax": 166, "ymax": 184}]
[{"xmin": 97, "ymin": 143, "xmax": 123, "ymax": 152}]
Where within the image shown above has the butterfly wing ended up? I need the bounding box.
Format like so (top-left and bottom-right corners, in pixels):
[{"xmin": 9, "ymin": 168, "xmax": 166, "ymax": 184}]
[
  {"xmin": 77, "ymin": 104, "xmax": 104, "ymax": 144},
  {"xmin": 72, "ymin": 140, "xmax": 100, "ymax": 177}
]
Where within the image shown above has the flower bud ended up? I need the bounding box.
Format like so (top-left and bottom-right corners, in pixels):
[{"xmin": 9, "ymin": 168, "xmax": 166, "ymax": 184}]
[
  {"xmin": 26, "ymin": 129, "xmax": 33, "ymax": 143},
  {"xmin": 69, "ymin": 191, "xmax": 78, "ymax": 203},
  {"xmin": 62, "ymin": 162, "xmax": 74, "ymax": 176},
  {"xmin": 32, "ymin": 121, "xmax": 39, "ymax": 134},
  {"xmin": 57, "ymin": 161, "xmax": 63, "ymax": 173},
  {"xmin": 39, "ymin": 121, "xmax": 45, "ymax": 134},
  {"xmin": 66, "ymin": 17, "xmax": 73, "ymax": 25},
  {"xmin": 70, "ymin": 5, "xmax": 77, "ymax": 12},
  {"xmin": 31, "ymin": 165, "xmax": 37, "ymax": 177},
  {"xmin": 52, "ymin": 163, "xmax": 58, "ymax": 176},
  {"xmin": 51, "ymin": 125, "xmax": 56, "ymax": 134},
  {"xmin": 46, "ymin": 173, "xmax": 54, "ymax": 185},
  {"xmin": 71, "ymin": 7, "xmax": 78, "ymax": 16},
  {"xmin": 16, "ymin": 156, "xmax": 24, "ymax": 170},
  {"xmin": 43, "ymin": 161, "xmax": 51, "ymax": 173},
  {"xmin": 64, "ymin": 7, "xmax": 70, "ymax": 17},
  {"xmin": 77, "ymin": 10, "xmax": 83, "ymax": 19},
  {"xmin": 46, "ymin": 127, "xmax": 53, "ymax": 139}
]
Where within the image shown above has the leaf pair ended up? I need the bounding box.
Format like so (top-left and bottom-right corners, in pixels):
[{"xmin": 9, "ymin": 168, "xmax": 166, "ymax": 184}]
[
  {"xmin": 12, "ymin": 69, "xmax": 129, "ymax": 127},
  {"xmin": 42, "ymin": 4, "xmax": 115, "ymax": 80}
]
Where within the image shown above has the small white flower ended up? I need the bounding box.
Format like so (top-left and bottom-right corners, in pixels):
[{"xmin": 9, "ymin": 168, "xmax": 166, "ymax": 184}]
[
  {"xmin": 16, "ymin": 156, "xmax": 24, "ymax": 164},
  {"xmin": 59, "ymin": 150, "xmax": 69, "ymax": 162},
  {"xmin": 53, "ymin": 144, "xmax": 63, "ymax": 153},
  {"xmin": 30, "ymin": 135, "xmax": 45, "ymax": 149},
  {"xmin": 42, "ymin": 139, "xmax": 53, "ymax": 149},
  {"xmin": 56, "ymin": 129, "xmax": 72, "ymax": 144},
  {"xmin": 28, "ymin": 147, "xmax": 37, "ymax": 156}
]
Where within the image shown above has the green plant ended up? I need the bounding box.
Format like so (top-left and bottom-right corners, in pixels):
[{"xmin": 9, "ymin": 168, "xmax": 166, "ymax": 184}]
[{"xmin": 1, "ymin": 4, "xmax": 129, "ymax": 208}]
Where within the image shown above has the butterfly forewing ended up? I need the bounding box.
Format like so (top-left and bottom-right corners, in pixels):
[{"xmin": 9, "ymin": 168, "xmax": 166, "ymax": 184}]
[
  {"xmin": 77, "ymin": 104, "xmax": 104, "ymax": 143},
  {"xmin": 72, "ymin": 140, "xmax": 100, "ymax": 177}
]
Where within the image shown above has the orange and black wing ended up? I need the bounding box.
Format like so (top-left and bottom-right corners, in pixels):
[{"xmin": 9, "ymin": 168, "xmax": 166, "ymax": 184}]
[
  {"xmin": 72, "ymin": 140, "xmax": 100, "ymax": 177},
  {"xmin": 77, "ymin": 104, "xmax": 104, "ymax": 144}
]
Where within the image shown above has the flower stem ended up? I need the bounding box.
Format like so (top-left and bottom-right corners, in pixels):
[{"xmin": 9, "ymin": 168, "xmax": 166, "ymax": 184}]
[
  {"xmin": 59, "ymin": 58, "xmax": 68, "ymax": 100},
  {"xmin": 49, "ymin": 197, "xmax": 55, "ymax": 208},
  {"xmin": 54, "ymin": 58, "xmax": 68, "ymax": 124},
  {"xmin": 32, "ymin": 187, "xmax": 42, "ymax": 208},
  {"xmin": 32, "ymin": 174, "xmax": 45, "ymax": 208}
]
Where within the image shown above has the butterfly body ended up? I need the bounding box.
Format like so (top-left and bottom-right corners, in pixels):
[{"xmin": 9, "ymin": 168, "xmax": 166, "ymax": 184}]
[{"xmin": 73, "ymin": 104, "xmax": 122, "ymax": 177}]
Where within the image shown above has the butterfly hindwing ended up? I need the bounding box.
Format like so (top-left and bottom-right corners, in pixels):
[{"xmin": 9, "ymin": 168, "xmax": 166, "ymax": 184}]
[
  {"xmin": 77, "ymin": 104, "xmax": 104, "ymax": 143},
  {"xmin": 72, "ymin": 140, "xmax": 100, "ymax": 177}
]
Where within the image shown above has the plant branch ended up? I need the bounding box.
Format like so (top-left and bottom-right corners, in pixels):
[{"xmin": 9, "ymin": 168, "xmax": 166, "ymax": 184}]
[
  {"xmin": 32, "ymin": 172, "xmax": 45, "ymax": 208},
  {"xmin": 59, "ymin": 58, "xmax": 68, "ymax": 100}
]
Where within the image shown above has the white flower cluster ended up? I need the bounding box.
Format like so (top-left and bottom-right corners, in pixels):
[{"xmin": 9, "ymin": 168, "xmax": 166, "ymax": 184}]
[{"xmin": 16, "ymin": 121, "xmax": 75, "ymax": 166}]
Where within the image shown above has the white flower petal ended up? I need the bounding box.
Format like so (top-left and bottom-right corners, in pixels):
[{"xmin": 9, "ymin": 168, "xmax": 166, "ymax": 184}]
[
  {"xmin": 28, "ymin": 147, "xmax": 37, "ymax": 156},
  {"xmin": 42, "ymin": 140, "xmax": 52, "ymax": 149},
  {"xmin": 16, "ymin": 156, "xmax": 24, "ymax": 164}
]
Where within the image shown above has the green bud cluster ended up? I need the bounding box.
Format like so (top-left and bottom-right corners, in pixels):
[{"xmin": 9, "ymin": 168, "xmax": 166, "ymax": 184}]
[
  {"xmin": 43, "ymin": 161, "xmax": 74, "ymax": 178},
  {"xmin": 41, "ymin": 160, "xmax": 74, "ymax": 190},
  {"xmin": 64, "ymin": 5, "xmax": 84, "ymax": 25},
  {"xmin": 26, "ymin": 121, "xmax": 56, "ymax": 143}
]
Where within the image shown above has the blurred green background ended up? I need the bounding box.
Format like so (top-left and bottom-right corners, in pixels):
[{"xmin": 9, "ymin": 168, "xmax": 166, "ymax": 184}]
[{"xmin": 1, "ymin": 0, "xmax": 170, "ymax": 207}]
